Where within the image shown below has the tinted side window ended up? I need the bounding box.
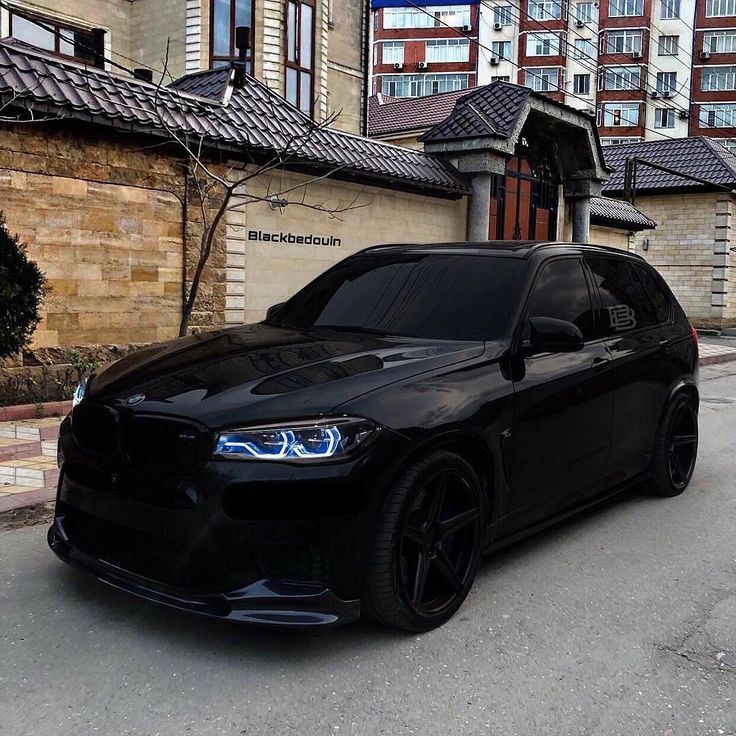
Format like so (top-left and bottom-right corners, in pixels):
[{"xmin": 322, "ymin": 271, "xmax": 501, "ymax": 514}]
[
  {"xmin": 527, "ymin": 259, "xmax": 595, "ymax": 341},
  {"xmin": 633, "ymin": 263, "xmax": 671, "ymax": 324},
  {"xmin": 586, "ymin": 257, "xmax": 658, "ymax": 336}
]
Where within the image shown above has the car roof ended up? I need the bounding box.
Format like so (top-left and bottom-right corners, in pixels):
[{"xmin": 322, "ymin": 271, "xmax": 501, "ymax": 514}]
[{"xmin": 362, "ymin": 241, "xmax": 645, "ymax": 260}]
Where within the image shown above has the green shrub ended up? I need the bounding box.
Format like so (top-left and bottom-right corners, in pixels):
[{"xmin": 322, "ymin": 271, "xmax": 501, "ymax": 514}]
[{"xmin": 0, "ymin": 214, "xmax": 47, "ymax": 359}]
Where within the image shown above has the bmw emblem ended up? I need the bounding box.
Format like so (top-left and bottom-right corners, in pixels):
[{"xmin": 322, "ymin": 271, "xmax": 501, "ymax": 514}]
[{"xmin": 124, "ymin": 394, "xmax": 146, "ymax": 407}]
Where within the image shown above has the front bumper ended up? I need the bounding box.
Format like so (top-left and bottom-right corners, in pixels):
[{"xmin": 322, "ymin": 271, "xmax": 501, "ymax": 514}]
[{"xmin": 49, "ymin": 517, "xmax": 360, "ymax": 626}]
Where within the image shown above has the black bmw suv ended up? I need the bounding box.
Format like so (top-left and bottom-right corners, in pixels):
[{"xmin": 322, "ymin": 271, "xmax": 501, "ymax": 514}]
[{"xmin": 49, "ymin": 242, "xmax": 699, "ymax": 631}]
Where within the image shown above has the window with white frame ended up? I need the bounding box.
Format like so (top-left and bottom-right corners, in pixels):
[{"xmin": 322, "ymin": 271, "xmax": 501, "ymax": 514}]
[
  {"xmin": 608, "ymin": 0, "xmax": 643, "ymax": 16},
  {"xmin": 704, "ymin": 31, "xmax": 736, "ymax": 53},
  {"xmin": 524, "ymin": 67, "xmax": 559, "ymax": 91},
  {"xmin": 380, "ymin": 73, "xmax": 469, "ymax": 97},
  {"xmin": 660, "ymin": 0, "xmax": 680, "ymax": 18},
  {"xmin": 425, "ymin": 38, "xmax": 470, "ymax": 62},
  {"xmin": 656, "ymin": 71, "xmax": 677, "ymax": 92},
  {"xmin": 600, "ymin": 137, "xmax": 644, "ymax": 145},
  {"xmin": 573, "ymin": 73, "xmax": 591, "ymax": 94},
  {"xmin": 574, "ymin": 38, "xmax": 595, "ymax": 60},
  {"xmin": 605, "ymin": 30, "xmax": 643, "ymax": 54},
  {"xmin": 576, "ymin": 1, "xmax": 596, "ymax": 21},
  {"xmin": 699, "ymin": 103, "xmax": 736, "ymax": 127},
  {"xmin": 603, "ymin": 66, "xmax": 641, "ymax": 90},
  {"xmin": 706, "ymin": 0, "xmax": 736, "ymax": 16},
  {"xmin": 721, "ymin": 138, "xmax": 736, "ymax": 152},
  {"xmin": 493, "ymin": 5, "xmax": 514, "ymax": 25},
  {"xmin": 526, "ymin": 32, "xmax": 560, "ymax": 56},
  {"xmin": 491, "ymin": 75, "xmax": 511, "ymax": 81},
  {"xmin": 382, "ymin": 42, "xmax": 404, "ymax": 65},
  {"xmin": 658, "ymin": 35, "xmax": 679, "ymax": 54},
  {"xmin": 702, "ymin": 66, "xmax": 736, "ymax": 91},
  {"xmin": 529, "ymin": 0, "xmax": 561, "ymax": 20},
  {"xmin": 654, "ymin": 108, "xmax": 675, "ymax": 127},
  {"xmin": 383, "ymin": 5, "xmax": 471, "ymax": 28},
  {"xmin": 491, "ymin": 40, "xmax": 511, "ymax": 58},
  {"xmin": 601, "ymin": 102, "xmax": 639, "ymax": 126}
]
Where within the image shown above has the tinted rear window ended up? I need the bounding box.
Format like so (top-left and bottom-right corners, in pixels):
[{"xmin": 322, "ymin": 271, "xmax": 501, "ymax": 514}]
[{"xmin": 271, "ymin": 253, "xmax": 526, "ymax": 340}]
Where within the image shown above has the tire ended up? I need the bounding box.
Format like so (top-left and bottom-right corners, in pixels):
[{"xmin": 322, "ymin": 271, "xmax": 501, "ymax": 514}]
[
  {"xmin": 363, "ymin": 450, "xmax": 486, "ymax": 632},
  {"xmin": 650, "ymin": 393, "xmax": 699, "ymax": 497}
]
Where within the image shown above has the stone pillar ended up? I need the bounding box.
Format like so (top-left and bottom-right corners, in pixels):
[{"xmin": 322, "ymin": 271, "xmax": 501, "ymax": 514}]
[
  {"xmin": 563, "ymin": 175, "xmax": 603, "ymax": 245},
  {"xmin": 468, "ymin": 173, "xmax": 492, "ymax": 241},
  {"xmin": 712, "ymin": 198, "xmax": 732, "ymax": 326}
]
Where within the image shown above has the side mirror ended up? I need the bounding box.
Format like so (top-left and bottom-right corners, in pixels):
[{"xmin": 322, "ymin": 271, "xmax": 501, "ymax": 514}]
[
  {"xmin": 266, "ymin": 302, "xmax": 285, "ymax": 321},
  {"xmin": 525, "ymin": 316, "xmax": 584, "ymax": 355}
]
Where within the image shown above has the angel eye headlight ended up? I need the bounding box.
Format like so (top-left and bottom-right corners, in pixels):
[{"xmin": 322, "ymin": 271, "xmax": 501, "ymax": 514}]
[
  {"xmin": 213, "ymin": 417, "xmax": 376, "ymax": 461},
  {"xmin": 72, "ymin": 379, "xmax": 87, "ymax": 408}
]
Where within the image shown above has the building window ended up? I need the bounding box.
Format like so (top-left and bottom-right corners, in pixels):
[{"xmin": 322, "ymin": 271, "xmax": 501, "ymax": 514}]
[
  {"xmin": 526, "ymin": 32, "xmax": 560, "ymax": 56},
  {"xmin": 601, "ymin": 102, "xmax": 639, "ymax": 126},
  {"xmin": 285, "ymin": 0, "xmax": 314, "ymax": 116},
  {"xmin": 529, "ymin": 0, "xmax": 562, "ymax": 20},
  {"xmin": 574, "ymin": 38, "xmax": 595, "ymax": 60},
  {"xmin": 700, "ymin": 103, "xmax": 736, "ymax": 127},
  {"xmin": 382, "ymin": 41, "xmax": 404, "ymax": 65},
  {"xmin": 576, "ymin": 2, "xmax": 596, "ymax": 21},
  {"xmin": 660, "ymin": 0, "xmax": 680, "ymax": 18},
  {"xmin": 383, "ymin": 5, "xmax": 471, "ymax": 29},
  {"xmin": 491, "ymin": 75, "xmax": 511, "ymax": 81},
  {"xmin": 9, "ymin": 10, "xmax": 104, "ymax": 67},
  {"xmin": 380, "ymin": 73, "xmax": 469, "ymax": 97},
  {"xmin": 608, "ymin": 0, "xmax": 643, "ymax": 16},
  {"xmin": 656, "ymin": 71, "xmax": 677, "ymax": 93},
  {"xmin": 605, "ymin": 30, "xmax": 643, "ymax": 54},
  {"xmin": 524, "ymin": 67, "xmax": 559, "ymax": 92},
  {"xmin": 704, "ymin": 31, "xmax": 736, "ymax": 53},
  {"xmin": 494, "ymin": 5, "xmax": 514, "ymax": 25},
  {"xmin": 654, "ymin": 108, "xmax": 676, "ymax": 128},
  {"xmin": 706, "ymin": 0, "xmax": 736, "ymax": 16},
  {"xmin": 600, "ymin": 136, "xmax": 643, "ymax": 145},
  {"xmin": 574, "ymin": 73, "xmax": 591, "ymax": 94},
  {"xmin": 720, "ymin": 138, "xmax": 736, "ymax": 152},
  {"xmin": 603, "ymin": 66, "xmax": 641, "ymax": 90},
  {"xmin": 211, "ymin": 0, "xmax": 254, "ymax": 68},
  {"xmin": 702, "ymin": 66, "xmax": 736, "ymax": 91},
  {"xmin": 425, "ymin": 38, "xmax": 470, "ymax": 63},
  {"xmin": 491, "ymin": 41, "xmax": 512, "ymax": 59},
  {"xmin": 658, "ymin": 35, "xmax": 679, "ymax": 55}
]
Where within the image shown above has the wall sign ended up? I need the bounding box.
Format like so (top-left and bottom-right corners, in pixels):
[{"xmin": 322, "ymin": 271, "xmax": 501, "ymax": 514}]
[{"xmin": 248, "ymin": 230, "xmax": 342, "ymax": 247}]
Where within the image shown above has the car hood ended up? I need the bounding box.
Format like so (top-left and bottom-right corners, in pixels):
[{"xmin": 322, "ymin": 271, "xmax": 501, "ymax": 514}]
[{"xmin": 87, "ymin": 323, "xmax": 485, "ymax": 428}]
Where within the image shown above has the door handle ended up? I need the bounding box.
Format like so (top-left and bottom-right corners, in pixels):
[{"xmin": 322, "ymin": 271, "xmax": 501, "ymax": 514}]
[
  {"xmin": 659, "ymin": 338, "xmax": 670, "ymax": 348},
  {"xmin": 591, "ymin": 356, "xmax": 612, "ymax": 371}
]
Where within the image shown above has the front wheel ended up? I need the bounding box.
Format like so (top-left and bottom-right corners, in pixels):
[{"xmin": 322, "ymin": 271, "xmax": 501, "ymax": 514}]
[
  {"xmin": 363, "ymin": 450, "xmax": 486, "ymax": 632},
  {"xmin": 650, "ymin": 393, "xmax": 699, "ymax": 497}
]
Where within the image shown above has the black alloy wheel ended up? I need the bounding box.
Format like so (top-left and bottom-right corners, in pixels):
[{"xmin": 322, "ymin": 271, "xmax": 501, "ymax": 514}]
[
  {"xmin": 651, "ymin": 393, "xmax": 699, "ymax": 497},
  {"xmin": 363, "ymin": 450, "xmax": 485, "ymax": 631}
]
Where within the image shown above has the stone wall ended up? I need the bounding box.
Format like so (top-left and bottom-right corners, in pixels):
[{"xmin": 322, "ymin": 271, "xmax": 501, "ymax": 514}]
[
  {"xmin": 590, "ymin": 225, "xmax": 632, "ymax": 251},
  {"xmin": 628, "ymin": 192, "xmax": 736, "ymax": 329},
  {"xmin": 225, "ymin": 168, "xmax": 468, "ymax": 325}
]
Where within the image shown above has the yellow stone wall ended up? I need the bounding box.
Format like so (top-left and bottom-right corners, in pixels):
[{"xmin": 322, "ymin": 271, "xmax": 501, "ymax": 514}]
[
  {"xmin": 225, "ymin": 169, "xmax": 468, "ymax": 324},
  {"xmin": 590, "ymin": 225, "xmax": 632, "ymax": 251}
]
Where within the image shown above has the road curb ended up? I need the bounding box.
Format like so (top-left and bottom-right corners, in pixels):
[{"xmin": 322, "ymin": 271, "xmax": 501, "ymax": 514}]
[{"xmin": 700, "ymin": 352, "xmax": 736, "ymax": 367}]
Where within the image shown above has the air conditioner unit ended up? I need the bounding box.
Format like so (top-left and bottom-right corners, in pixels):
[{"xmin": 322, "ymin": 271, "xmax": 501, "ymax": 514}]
[
  {"xmin": 650, "ymin": 89, "xmax": 660, "ymax": 98},
  {"xmin": 417, "ymin": 60, "xmax": 428, "ymax": 69},
  {"xmin": 491, "ymin": 55, "xmax": 500, "ymax": 65},
  {"xmin": 462, "ymin": 24, "xmax": 473, "ymax": 32},
  {"xmin": 678, "ymin": 110, "xmax": 690, "ymax": 120},
  {"xmin": 576, "ymin": 19, "xmax": 586, "ymax": 27},
  {"xmin": 662, "ymin": 89, "xmax": 672, "ymax": 98},
  {"xmin": 700, "ymin": 50, "xmax": 711, "ymax": 60},
  {"xmin": 393, "ymin": 62, "xmax": 404, "ymax": 70},
  {"xmin": 632, "ymin": 50, "xmax": 642, "ymax": 59},
  {"xmin": 493, "ymin": 22, "xmax": 503, "ymax": 30}
]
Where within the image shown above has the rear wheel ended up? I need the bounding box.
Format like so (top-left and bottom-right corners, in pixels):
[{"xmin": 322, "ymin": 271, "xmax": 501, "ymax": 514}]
[
  {"xmin": 650, "ymin": 393, "xmax": 698, "ymax": 497},
  {"xmin": 363, "ymin": 450, "xmax": 485, "ymax": 632}
]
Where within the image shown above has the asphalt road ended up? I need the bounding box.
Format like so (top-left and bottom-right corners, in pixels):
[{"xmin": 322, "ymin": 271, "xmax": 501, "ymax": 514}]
[{"xmin": 2, "ymin": 366, "xmax": 736, "ymax": 736}]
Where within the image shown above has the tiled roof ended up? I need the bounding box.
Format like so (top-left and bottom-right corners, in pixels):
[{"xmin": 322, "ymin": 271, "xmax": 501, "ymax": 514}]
[
  {"xmin": 0, "ymin": 40, "xmax": 469, "ymax": 197},
  {"xmin": 602, "ymin": 137, "xmax": 736, "ymax": 194},
  {"xmin": 368, "ymin": 88, "xmax": 473, "ymax": 137},
  {"xmin": 590, "ymin": 196, "xmax": 656, "ymax": 231},
  {"xmin": 419, "ymin": 82, "xmax": 530, "ymax": 143}
]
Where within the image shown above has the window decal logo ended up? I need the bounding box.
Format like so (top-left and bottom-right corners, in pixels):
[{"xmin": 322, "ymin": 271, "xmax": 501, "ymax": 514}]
[{"xmin": 607, "ymin": 305, "xmax": 637, "ymax": 332}]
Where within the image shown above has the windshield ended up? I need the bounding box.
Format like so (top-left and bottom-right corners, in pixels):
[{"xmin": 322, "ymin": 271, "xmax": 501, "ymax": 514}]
[{"xmin": 269, "ymin": 252, "xmax": 526, "ymax": 340}]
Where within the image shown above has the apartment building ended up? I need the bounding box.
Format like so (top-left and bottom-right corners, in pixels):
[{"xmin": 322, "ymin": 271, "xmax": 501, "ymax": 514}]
[
  {"xmin": 0, "ymin": 0, "xmax": 367, "ymax": 132},
  {"xmin": 369, "ymin": 0, "xmax": 736, "ymax": 148}
]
